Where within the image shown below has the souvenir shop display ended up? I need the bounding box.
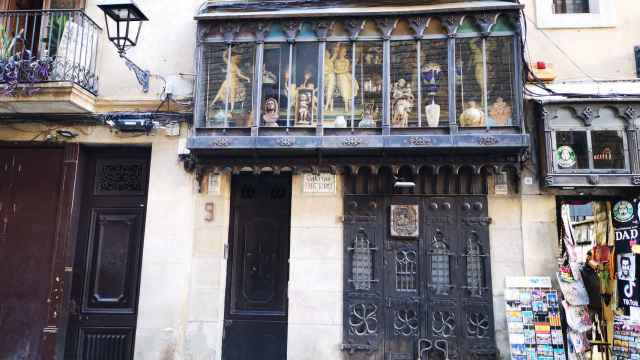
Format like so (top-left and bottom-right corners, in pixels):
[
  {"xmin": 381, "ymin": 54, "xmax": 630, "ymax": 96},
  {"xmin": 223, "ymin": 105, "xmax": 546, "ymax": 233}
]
[
  {"xmin": 554, "ymin": 198, "xmax": 640, "ymax": 360},
  {"xmin": 613, "ymin": 316, "xmax": 640, "ymax": 359},
  {"xmin": 505, "ymin": 277, "xmax": 566, "ymax": 360}
]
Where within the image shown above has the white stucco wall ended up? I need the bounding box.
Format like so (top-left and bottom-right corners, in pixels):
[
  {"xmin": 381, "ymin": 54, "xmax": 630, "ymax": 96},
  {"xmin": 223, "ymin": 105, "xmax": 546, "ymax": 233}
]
[{"xmin": 522, "ymin": 0, "xmax": 640, "ymax": 81}]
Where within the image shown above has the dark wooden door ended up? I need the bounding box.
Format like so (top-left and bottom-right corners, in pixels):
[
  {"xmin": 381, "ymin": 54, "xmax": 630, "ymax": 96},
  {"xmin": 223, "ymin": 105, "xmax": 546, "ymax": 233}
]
[
  {"xmin": 343, "ymin": 196, "xmax": 495, "ymax": 360},
  {"xmin": 222, "ymin": 174, "xmax": 292, "ymax": 360},
  {"xmin": 64, "ymin": 148, "xmax": 150, "ymax": 360},
  {"xmin": 0, "ymin": 148, "xmax": 64, "ymax": 360}
]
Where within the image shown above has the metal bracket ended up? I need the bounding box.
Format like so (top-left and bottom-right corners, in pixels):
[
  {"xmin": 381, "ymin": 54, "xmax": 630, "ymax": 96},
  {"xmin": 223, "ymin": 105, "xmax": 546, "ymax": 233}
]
[{"xmin": 121, "ymin": 54, "xmax": 150, "ymax": 93}]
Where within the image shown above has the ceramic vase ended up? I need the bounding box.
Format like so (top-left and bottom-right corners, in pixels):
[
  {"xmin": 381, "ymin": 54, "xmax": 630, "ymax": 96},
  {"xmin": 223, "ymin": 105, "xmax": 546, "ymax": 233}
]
[
  {"xmin": 425, "ymin": 102, "xmax": 440, "ymax": 128},
  {"xmin": 335, "ymin": 115, "xmax": 347, "ymax": 128}
]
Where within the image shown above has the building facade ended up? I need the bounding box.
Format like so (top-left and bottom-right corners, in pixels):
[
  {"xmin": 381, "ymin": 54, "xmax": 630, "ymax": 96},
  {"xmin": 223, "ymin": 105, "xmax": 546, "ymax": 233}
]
[{"xmin": 0, "ymin": 0, "xmax": 638, "ymax": 360}]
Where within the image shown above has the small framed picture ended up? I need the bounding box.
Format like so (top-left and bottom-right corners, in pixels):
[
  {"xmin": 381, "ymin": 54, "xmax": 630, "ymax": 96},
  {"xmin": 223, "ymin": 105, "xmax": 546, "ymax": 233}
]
[{"xmin": 390, "ymin": 204, "xmax": 419, "ymax": 238}]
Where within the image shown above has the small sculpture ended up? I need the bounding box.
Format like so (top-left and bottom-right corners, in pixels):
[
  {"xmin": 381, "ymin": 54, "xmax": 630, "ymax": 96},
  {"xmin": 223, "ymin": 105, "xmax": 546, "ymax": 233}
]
[
  {"xmin": 296, "ymin": 89, "xmax": 313, "ymax": 125},
  {"xmin": 324, "ymin": 46, "xmax": 338, "ymax": 112},
  {"xmin": 422, "ymin": 63, "xmax": 442, "ymax": 128},
  {"xmin": 488, "ymin": 97, "xmax": 512, "ymax": 126},
  {"xmin": 262, "ymin": 97, "xmax": 279, "ymax": 127},
  {"xmin": 359, "ymin": 103, "xmax": 378, "ymax": 128},
  {"xmin": 391, "ymin": 78, "xmax": 415, "ymax": 128},
  {"xmin": 210, "ymin": 49, "xmax": 250, "ymax": 112},
  {"xmin": 334, "ymin": 44, "xmax": 359, "ymax": 112},
  {"xmin": 334, "ymin": 115, "xmax": 347, "ymax": 128},
  {"xmin": 459, "ymin": 101, "xmax": 485, "ymax": 127}
]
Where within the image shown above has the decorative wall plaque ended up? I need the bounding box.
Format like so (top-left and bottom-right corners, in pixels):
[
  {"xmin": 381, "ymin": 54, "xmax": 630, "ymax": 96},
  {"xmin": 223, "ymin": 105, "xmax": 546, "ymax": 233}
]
[
  {"xmin": 390, "ymin": 205, "xmax": 419, "ymax": 238},
  {"xmin": 303, "ymin": 173, "xmax": 336, "ymax": 193}
]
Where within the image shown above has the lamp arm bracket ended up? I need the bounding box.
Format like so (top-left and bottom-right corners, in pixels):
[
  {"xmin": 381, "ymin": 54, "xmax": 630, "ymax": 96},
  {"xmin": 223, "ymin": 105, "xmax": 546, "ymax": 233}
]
[{"xmin": 121, "ymin": 54, "xmax": 150, "ymax": 93}]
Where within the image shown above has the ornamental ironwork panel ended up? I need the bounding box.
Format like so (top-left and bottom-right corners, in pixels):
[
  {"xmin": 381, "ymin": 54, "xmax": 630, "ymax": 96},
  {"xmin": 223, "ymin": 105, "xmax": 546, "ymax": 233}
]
[
  {"xmin": 94, "ymin": 160, "xmax": 147, "ymax": 196},
  {"xmin": 343, "ymin": 195, "xmax": 495, "ymax": 360}
]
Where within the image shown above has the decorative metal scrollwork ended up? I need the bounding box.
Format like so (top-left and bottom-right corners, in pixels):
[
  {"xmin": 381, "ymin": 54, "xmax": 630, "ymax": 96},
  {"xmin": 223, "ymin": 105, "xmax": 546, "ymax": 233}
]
[
  {"xmin": 94, "ymin": 161, "xmax": 145, "ymax": 195},
  {"xmin": 343, "ymin": 137, "xmax": 362, "ymax": 146},
  {"xmin": 349, "ymin": 303, "xmax": 378, "ymax": 336},
  {"xmin": 430, "ymin": 231, "xmax": 451, "ymax": 295},
  {"xmin": 432, "ymin": 311, "xmax": 456, "ymax": 337},
  {"xmin": 465, "ymin": 232, "xmax": 485, "ymax": 297},
  {"xmin": 393, "ymin": 308, "xmax": 419, "ymax": 337},
  {"xmin": 349, "ymin": 229, "xmax": 377, "ymax": 290},
  {"xmin": 418, "ymin": 339, "xmax": 451, "ymax": 360},
  {"xmin": 396, "ymin": 250, "xmax": 417, "ymax": 291},
  {"xmin": 466, "ymin": 312, "xmax": 490, "ymax": 338}
]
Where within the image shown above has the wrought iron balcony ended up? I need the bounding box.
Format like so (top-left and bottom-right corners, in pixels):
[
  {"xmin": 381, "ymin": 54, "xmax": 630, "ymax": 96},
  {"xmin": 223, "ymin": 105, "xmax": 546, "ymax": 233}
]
[{"xmin": 0, "ymin": 9, "xmax": 101, "ymax": 96}]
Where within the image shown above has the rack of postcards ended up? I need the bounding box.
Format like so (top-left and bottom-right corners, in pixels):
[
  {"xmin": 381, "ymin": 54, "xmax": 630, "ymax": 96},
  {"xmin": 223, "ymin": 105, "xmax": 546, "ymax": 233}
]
[{"xmin": 505, "ymin": 277, "xmax": 566, "ymax": 360}]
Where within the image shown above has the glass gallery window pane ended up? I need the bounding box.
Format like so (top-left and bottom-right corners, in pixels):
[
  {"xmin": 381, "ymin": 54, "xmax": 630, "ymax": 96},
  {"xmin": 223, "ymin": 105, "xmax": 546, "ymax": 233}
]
[
  {"xmin": 555, "ymin": 131, "xmax": 589, "ymax": 169},
  {"xmin": 291, "ymin": 43, "xmax": 319, "ymax": 127},
  {"xmin": 261, "ymin": 44, "xmax": 290, "ymax": 127},
  {"xmin": 421, "ymin": 39, "xmax": 448, "ymax": 128},
  {"xmin": 592, "ymin": 131, "xmax": 626, "ymax": 169},
  {"xmin": 390, "ymin": 41, "xmax": 418, "ymax": 128},
  {"xmin": 456, "ymin": 38, "xmax": 486, "ymax": 128},
  {"xmin": 324, "ymin": 42, "xmax": 354, "ymax": 128},
  {"xmin": 354, "ymin": 42, "xmax": 383, "ymax": 128},
  {"xmin": 486, "ymin": 37, "xmax": 515, "ymax": 127},
  {"xmin": 206, "ymin": 44, "xmax": 255, "ymax": 128}
]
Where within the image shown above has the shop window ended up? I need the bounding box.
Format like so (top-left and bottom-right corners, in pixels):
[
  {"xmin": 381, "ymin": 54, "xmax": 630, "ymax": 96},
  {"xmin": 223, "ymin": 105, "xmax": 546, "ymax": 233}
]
[
  {"xmin": 456, "ymin": 38, "xmax": 485, "ymax": 128},
  {"xmin": 553, "ymin": 0, "xmax": 590, "ymax": 13},
  {"xmin": 354, "ymin": 42, "xmax": 383, "ymax": 128},
  {"xmin": 421, "ymin": 39, "xmax": 448, "ymax": 128},
  {"xmin": 486, "ymin": 37, "xmax": 515, "ymax": 127},
  {"xmin": 535, "ymin": 0, "xmax": 616, "ymax": 28},
  {"xmin": 553, "ymin": 130, "xmax": 628, "ymax": 172},
  {"xmin": 324, "ymin": 42, "xmax": 356, "ymax": 128},
  {"xmin": 554, "ymin": 131, "xmax": 589, "ymax": 170},
  {"xmin": 205, "ymin": 43, "xmax": 256, "ymax": 128},
  {"xmin": 591, "ymin": 130, "xmax": 625, "ymax": 169},
  {"xmin": 390, "ymin": 41, "xmax": 418, "ymax": 128}
]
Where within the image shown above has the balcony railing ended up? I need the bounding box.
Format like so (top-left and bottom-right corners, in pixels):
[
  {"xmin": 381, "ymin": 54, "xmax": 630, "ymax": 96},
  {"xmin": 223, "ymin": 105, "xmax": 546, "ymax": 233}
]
[{"xmin": 0, "ymin": 10, "xmax": 101, "ymax": 95}]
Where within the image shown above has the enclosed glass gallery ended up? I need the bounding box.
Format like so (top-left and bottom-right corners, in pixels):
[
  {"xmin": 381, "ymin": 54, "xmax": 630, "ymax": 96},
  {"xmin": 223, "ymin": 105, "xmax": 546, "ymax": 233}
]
[{"xmin": 195, "ymin": 13, "xmax": 522, "ymax": 137}]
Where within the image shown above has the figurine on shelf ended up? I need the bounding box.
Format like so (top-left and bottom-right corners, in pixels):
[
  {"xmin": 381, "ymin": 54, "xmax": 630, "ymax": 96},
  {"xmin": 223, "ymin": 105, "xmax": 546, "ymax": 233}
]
[
  {"xmin": 359, "ymin": 103, "xmax": 378, "ymax": 128},
  {"xmin": 488, "ymin": 97, "xmax": 512, "ymax": 126},
  {"xmin": 334, "ymin": 44, "xmax": 359, "ymax": 112},
  {"xmin": 324, "ymin": 45, "xmax": 338, "ymax": 112},
  {"xmin": 459, "ymin": 101, "xmax": 485, "ymax": 127},
  {"xmin": 210, "ymin": 49, "xmax": 250, "ymax": 112},
  {"xmin": 262, "ymin": 64, "xmax": 277, "ymax": 85},
  {"xmin": 296, "ymin": 90, "xmax": 312, "ymax": 125},
  {"xmin": 262, "ymin": 97, "xmax": 279, "ymax": 127},
  {"xmin": 422, "ymin": 63, "xmax": 442, "ymax": 128},
  {"xmin": 391, "ymin": 78, "xmax": 415, "ymax": 128}
]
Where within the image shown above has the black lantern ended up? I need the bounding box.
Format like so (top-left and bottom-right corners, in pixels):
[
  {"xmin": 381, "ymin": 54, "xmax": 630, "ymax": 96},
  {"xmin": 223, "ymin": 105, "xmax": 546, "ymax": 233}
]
[{"xmin": 98, "ymin": 0, "xmax": 151, "ymax": 92}]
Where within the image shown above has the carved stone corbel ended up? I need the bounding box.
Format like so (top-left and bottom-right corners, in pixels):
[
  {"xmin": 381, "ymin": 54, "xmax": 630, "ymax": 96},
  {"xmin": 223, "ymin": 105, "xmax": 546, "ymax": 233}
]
[
  {"xmin": 613, "ymin": 105, "xmax": 639, "ymax": 129},
  {"xmin": 569, "ymin": 104, "xmax": 599, "ymax": 127},
  {"xmin": 440, "ymin": 15, "xmax": 463, "ymax": 37},
  {"xmin": 283, "ymin": 21, "xmax": 301, "ymax": 43},
  {"xmin": 313, "ymin": 20, "xmax": 333, "ymax": 41},
  {"xmin": 345, "ymin": 18, "xmax": 365, "ymax": 41},
  {"xmin": 374, "ymin": 17, "xmax": 397, "ymax": 40},
  {"xmin": 474, "ymin": 13, "xmax": 499, "ymax": 37},
  {"xmin": 408, "ymin": 16, "xmax": 429, "ymax": 40},
  {"xmin": 222, "ymin": 23, "xmax": 240, "ymax": 44},
  {"xmin": 255, "ymin": 22, "xmax": 272, "ymax": 44}
]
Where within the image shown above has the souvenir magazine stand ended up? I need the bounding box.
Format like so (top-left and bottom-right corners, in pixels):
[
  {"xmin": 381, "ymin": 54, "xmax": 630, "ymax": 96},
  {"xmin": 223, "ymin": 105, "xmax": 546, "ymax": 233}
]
[{"xmin": 505, "ymin": 277, "xmax": 566, "ymax": 360}]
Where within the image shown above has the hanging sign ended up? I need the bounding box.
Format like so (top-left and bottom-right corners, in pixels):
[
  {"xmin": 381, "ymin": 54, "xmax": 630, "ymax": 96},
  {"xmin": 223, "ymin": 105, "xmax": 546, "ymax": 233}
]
[
  {"xmin": 614, "ymin": 200, "xmax": 635, "ymax": 223},
  {"xmin": 556, "ymin": 145, "xmax": 577, "ymax": 168}
]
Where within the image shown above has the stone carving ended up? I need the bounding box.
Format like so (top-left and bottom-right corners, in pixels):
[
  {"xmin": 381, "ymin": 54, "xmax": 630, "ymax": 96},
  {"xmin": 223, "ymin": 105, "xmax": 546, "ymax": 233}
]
[{"xmin": 390, "ymin": 205, "xmax": 419, "ymax": 238}]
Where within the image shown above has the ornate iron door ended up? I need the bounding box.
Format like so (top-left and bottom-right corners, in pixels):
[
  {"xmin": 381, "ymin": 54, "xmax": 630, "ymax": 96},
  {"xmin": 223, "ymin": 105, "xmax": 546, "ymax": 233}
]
[{"xmin": 343, "ymin": 196, "xmax": 495, "ymax": 360}]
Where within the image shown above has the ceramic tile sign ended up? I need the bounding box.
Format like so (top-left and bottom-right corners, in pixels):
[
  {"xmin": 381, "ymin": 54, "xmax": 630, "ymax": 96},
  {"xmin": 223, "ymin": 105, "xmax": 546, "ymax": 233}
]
[
  {"xmin": 390, "ymin": 204, "xmax": 419, "ymax": 238},
  {"xmin": 505, "ymin": 277, "xmax": 565, "ymax": 360},
  {"xmin": 302, "ymin": 173, "xmax": 336, "ymax": 193}
]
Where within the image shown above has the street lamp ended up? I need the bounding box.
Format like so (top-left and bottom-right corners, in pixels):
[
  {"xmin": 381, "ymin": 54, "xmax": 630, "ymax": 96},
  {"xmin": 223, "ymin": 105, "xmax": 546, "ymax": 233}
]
[{"xmin": 98, "ymin": 0, "xmax": 151, "ymax": 92}]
